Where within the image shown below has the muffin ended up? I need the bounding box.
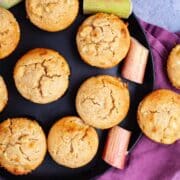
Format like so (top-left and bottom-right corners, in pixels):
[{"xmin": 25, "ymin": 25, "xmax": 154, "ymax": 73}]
[
  {"xmin": 48, "ymin": 116, "xmax": 99, "ymax": 168},
  {"xmin": 14, "ymin": 48, "xmax": 70, "ymax": 104},
  {"xmin": 0, "ymin": 118, "xmax": 47, "ymax": 175},
  {"xmin": 137, "ymin": 89, "xmax": 180, "ymax": 144},
  {"xmin": 0, "ymin": 76, "xmax": 8, "ymax": 112},
  {"xmin": 167, "ymin": 44, "xmax": 180, "ymax": 89},
  {"xmin": 76, "ymin": 75, "xmax": 130, "ymax": 129},
  {"xmin": 0, "ymin": 7, "xmax": 20, "ymax": 59},
  {"xmin": 25, "ymin": 0, "xmax": 79, "ymax": 32},
  {"xmin": 76, "ymin": 13, "xmax": 130, "ymax": 68}
]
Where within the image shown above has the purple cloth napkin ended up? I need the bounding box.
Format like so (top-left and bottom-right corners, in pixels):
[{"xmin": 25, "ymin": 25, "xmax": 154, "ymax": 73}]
[{"xmin": 97, "ymin": 20, "xmax": 180, "ymax": 180}]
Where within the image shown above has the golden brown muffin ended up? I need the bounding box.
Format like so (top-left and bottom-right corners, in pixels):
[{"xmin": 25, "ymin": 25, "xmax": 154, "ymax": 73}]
[
  {"xmin": 14, "ymin": 48, "xmax": 70, "ymax": 104},
  {"xmin": 167, "ymin": 44, "xmax": 180, "ymax": 89},
  {"xmin": 25, "ymin": 0, "xmax": 79, "ymax": 32},
  {"xmin": 137, "ymin": 89, "xmax": 180, "ymax": 144},
  {"xmin": 76, "ymin": 13, "xmax": 130, "ymax": 68},
  {"xmin": 0, "ymin": 7, "xmax": 20, "ymax": 59},
  {"xmin": 76, "ymin": 75, "xmax": 130, "ymax": 129},
  {"xmin": 0, "ymin": 118, "xmax": 47, "ymax": 175},
  {"xmin": 48, "ymin": 116, "xmax": 99, "ymax": 168},
  {"xmin": 0, "ymin": 76, "xmax": 8, "ymax": 112}
]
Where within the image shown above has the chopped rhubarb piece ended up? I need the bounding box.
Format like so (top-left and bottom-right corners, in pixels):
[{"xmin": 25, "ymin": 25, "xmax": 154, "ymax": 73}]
[
  {"xmin": 121, "ymin": 37, "xmax": 149, "ymax": 84},
  {"xmin": 83, "ymin": 0, "xmax": 133, "ymax": 19},
  {"xmin": 0, "ymin": 0, "xmax": 22, "ymax": 9},
  {"xmin": 102, "ymin": 126, "xmax": 131, "ymax": 169}
]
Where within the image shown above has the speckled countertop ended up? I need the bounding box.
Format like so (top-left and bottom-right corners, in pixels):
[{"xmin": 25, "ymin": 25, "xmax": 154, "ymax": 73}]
[{"xmin": 133, "ymin": 0, "xmax": 180, "ymax": 32}]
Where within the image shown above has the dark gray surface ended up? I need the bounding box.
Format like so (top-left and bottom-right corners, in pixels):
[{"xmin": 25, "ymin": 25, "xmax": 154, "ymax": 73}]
[{"xmin": 0, "ymin": 1, "xmax": 153, "ymax": 179}]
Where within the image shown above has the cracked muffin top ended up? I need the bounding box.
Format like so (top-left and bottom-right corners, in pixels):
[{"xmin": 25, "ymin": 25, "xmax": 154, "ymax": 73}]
[
  {"xmin": 0, "ymin": 76, "xmax": 8, "ymax": 112},
  {"xmin": 167, "ymin": 44, "xmax": 180, "ymax": 89},
  {"xmin": 76, "ymin": 75, "xmax": 130, "ymax": 129},
  {"xmin": 76, "ymin": 13, "xmax": 130, "ymax": 68},
  {"xmin": 47, "ymin": 116, "xmax": 99, "ymax": 168},
  {"xmin": 25, "ymin": 0, "xmax": 79, "ymax": 32},
  {"xmin": 14, "ymin": 48, "xmax": 70, "ymax": 104},
  {"xmin": 137, "ymin": 89, "xmax": 180, "ymax": 144},
  {"xmin": 0, "ymin": 7, "xmax": 20, "ymax": 59},
  {"xmin": 0, "ymin": 118, "xmax": 47, "ymax": 175}
]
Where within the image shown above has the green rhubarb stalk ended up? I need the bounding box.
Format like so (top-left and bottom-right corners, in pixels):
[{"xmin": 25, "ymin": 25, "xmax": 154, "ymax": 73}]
[
  {"xmin": 0, "ymin": 0, "xmax": 22, "ymax": 9},
  {"xmin": 83, "ymin": 0, "xmax": 133, "ymax": 19}
]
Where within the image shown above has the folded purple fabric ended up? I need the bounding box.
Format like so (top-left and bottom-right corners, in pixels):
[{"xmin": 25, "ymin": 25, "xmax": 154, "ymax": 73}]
[
  {"xmin": 140, "ymin": 20, "xmax": 180, "ymax": 94},
  {"xmin": 97, "ymin": 20, "xmax": 180, "ymax": 180}
]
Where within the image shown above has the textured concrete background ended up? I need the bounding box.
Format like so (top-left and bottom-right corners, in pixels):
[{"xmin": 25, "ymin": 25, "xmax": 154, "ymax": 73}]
[{"xmin": 133, "ymin": 0, "xmax": 180, "ymax": 32}]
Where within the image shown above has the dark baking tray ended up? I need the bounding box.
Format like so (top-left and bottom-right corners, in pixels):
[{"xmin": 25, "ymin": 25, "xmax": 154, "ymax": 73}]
[{"xmin": 0, "ymin": 1, "xmax": 154, "ymax": 179}]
